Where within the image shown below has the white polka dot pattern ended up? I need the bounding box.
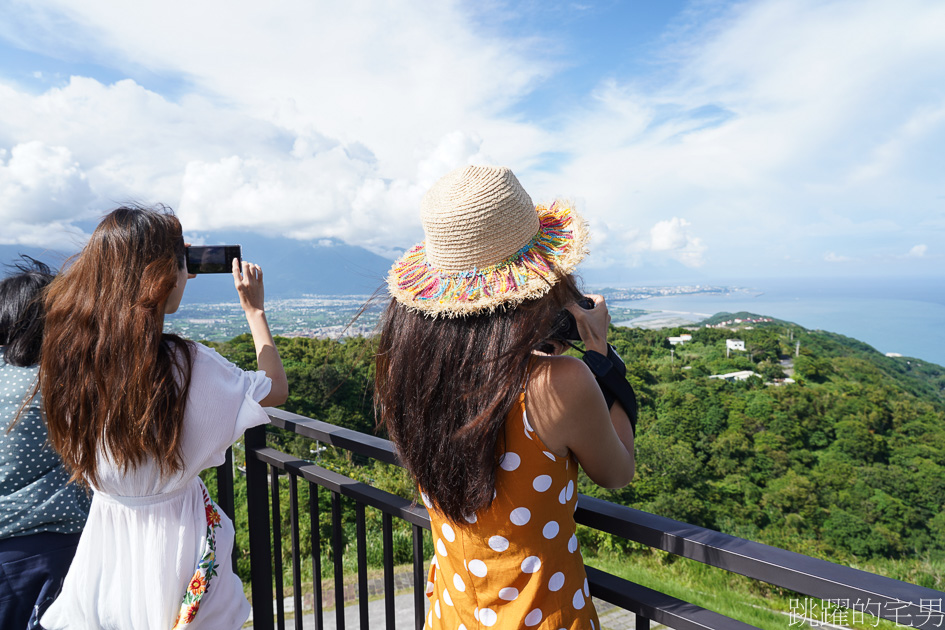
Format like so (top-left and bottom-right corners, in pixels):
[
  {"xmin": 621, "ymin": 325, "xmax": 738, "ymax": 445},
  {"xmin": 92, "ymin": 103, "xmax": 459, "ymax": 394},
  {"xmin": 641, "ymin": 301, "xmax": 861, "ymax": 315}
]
[
  {"xmin": 521, "ymin": 556, "xmax": 541, "ymax": 573},
  {"xmin": 499, "ymin": 452, "xmax": 521, "ymax": 471},
  {"xmin": 549, "ymin": 572, "xmax": 565, "ymax": 591},
  {"xmin": 573, "ymin": 589, "xmax": 586, "ymax": 609},
  {"xmin": 532, "ymin": 475, "xmax": 552, "ymax": 492},
  {"xmin": 441, "ymin": 522, "xmax": 455, "ymax": 542},
  {"xmin": 468, "ymin": 559, "xmax": 487, "ymax": 577},
  {"xmin": 0, "ymin": 355, "xmax": 90, "ymax": 538},
  {"xmin": 421, "ymin": 394, "xmax": 599, "ymax": 629},
  {"xmin": 499, "ymin": 587, "xmax": 519, "ymax": 601},
  {"xmin": 510, "ymin": 507, "xmax": 531, "ymax": 525}
]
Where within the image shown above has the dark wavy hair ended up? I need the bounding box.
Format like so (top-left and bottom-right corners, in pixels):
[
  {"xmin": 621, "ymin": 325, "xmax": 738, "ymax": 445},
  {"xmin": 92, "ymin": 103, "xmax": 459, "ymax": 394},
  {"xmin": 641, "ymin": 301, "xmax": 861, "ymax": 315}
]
[
  {"xmin": 0, "ymin": 256, "xmax": 55, "ymax": 367},
  {"xmin": 40, "ymin": 206, "xmax": 195, "ymax": 486},
  {"xmin": 374, "ymin": 274, "xmax": 582, "ymax": 522}
]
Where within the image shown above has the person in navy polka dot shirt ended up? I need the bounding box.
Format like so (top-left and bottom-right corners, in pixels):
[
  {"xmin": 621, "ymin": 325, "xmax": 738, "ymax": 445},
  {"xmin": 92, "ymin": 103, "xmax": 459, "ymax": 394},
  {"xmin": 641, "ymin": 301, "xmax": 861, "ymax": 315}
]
[{"xmin": 0, "ymin": 256, "xmax": 90, "ymax": 629}]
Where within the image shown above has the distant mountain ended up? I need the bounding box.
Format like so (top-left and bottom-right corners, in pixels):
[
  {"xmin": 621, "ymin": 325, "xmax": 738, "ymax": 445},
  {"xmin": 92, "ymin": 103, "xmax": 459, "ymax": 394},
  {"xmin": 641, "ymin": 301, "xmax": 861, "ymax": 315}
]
[
  {"xmin": 179, "ymin": 233, "xmax": 393, "ymax": 304},
  {"xmin": 0, "ymin": 244, "xmax": 73, "ymax": 271},
  {"xmin": 0, "ymin": 235, "xmax": 394, "ymax": 305}
]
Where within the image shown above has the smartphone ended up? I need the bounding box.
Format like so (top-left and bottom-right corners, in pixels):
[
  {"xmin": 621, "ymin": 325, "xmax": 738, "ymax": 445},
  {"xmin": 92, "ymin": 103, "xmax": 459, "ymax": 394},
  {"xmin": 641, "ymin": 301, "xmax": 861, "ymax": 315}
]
[{"xmin": 186, "ymin": 245, "xmax": 242, "ymax": 274}]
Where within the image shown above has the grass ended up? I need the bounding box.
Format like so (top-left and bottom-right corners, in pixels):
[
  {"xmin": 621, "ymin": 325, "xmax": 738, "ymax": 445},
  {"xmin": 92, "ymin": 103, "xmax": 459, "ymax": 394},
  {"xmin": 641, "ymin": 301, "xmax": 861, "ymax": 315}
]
[{"xmin": 585, "ymin": 548, "xmax": 913, "ymax": 630}]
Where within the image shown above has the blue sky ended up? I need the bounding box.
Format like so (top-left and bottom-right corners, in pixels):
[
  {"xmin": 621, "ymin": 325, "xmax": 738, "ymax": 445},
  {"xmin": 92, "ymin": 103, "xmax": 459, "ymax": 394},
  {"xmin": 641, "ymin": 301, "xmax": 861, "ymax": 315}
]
[{"xmin": 1, "ymin": 0, "xmax": 943, "ymax": 282}]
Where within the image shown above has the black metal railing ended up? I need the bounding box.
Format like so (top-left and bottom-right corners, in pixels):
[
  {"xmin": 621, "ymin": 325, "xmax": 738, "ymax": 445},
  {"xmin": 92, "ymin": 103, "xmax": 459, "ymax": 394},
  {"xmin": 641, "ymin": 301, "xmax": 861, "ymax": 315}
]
[{"xmin": 215, "ymin": 407, "xmax": 945, "ymax": 630}]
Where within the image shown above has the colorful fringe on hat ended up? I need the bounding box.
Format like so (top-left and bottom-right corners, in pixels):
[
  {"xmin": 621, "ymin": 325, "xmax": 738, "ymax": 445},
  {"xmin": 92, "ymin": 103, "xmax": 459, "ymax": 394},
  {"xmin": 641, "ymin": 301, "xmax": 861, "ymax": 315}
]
[{"xmin": 388, "ymin": 201, "xmax": 589, "ymax": 318}]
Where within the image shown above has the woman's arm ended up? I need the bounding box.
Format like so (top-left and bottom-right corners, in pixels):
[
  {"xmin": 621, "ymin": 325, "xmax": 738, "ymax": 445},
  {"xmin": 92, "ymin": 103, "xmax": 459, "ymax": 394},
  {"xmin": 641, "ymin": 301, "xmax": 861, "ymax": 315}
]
[
  {"xmin": 527, "ymin": 294, "xmax": 635, "ymax": 488},
  {"xmin": 232, "ymin": 258, "xmax": 288, "ymax": 407}
]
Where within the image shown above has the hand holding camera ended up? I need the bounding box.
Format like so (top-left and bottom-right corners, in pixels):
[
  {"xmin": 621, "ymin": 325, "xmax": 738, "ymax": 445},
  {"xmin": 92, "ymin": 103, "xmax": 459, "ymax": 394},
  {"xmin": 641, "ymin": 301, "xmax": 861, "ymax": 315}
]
[
  {"xmin": 550, "ymin": 293, "xmax": 637, "ymax": 432},
  {"xmin": 565, "ymin": 294, "xmax": 611, "ymax": 355}
]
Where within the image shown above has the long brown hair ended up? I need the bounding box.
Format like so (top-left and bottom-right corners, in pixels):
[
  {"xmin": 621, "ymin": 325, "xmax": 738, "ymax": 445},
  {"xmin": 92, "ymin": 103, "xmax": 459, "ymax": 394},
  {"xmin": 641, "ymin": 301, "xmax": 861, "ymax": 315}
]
[
  {"xmin": 41, "ymin": 206, "xmax": 195, "ymax": 486},
  {"xmin": 375, "ymin": 275, "xmax": 581, "ymax": 522}
]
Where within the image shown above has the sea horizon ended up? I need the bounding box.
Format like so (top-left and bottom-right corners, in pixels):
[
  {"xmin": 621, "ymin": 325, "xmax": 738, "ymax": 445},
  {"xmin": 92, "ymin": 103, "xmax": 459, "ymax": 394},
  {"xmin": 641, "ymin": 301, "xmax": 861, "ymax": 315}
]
[{"xmin": 608, "ymin": 275, "xmax": 945, "ymax": 368}]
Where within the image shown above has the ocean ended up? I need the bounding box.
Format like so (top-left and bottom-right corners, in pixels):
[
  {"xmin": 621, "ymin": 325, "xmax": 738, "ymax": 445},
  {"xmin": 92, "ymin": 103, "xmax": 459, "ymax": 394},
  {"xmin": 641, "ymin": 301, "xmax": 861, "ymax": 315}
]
[{"xmin": 612, "ymin": 276, "xmax": 945, "ymax": 368}]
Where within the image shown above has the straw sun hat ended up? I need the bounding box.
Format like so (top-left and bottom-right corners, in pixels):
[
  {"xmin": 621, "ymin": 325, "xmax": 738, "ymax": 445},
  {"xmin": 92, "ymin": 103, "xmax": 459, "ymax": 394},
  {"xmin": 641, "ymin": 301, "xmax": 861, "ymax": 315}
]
[{"xmin": 387, "ymin": 165, "xmax": 589, "ymax": 317}]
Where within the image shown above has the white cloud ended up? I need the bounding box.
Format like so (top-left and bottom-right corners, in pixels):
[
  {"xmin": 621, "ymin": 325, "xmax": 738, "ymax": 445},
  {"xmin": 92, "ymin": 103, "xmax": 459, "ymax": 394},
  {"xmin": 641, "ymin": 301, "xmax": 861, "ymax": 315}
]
[
  {"xmin": 0, "ymin": 2, "xmax": 551, "ymax": 255},
  {"xmin": 646, "ymin": 217, "xmax": 707, "ymax": 268},
  {"xmin": 3, "ymin": 1, "xmax": 552, "ymax": 176},
  {"xmin": 177, "ymin": 148, "xmax": 426, "ymax": 256},
  {"xmin": 907, "ymin": 244, "xmax": 928, "ymax": 258},
  {"xmin": 824, "ymin": 252, "xmax": 855, "ymax": 263},
  {"xmin": 541, "ymin": 0, "xmax": 945, "ymax": 274},
  {"xmin": 0, "ymin": 141, "xmax": 95, "ymax": 243},
  {"xmin": 0, "ymin": 0, "xmax": 943, "ymax": 278}
]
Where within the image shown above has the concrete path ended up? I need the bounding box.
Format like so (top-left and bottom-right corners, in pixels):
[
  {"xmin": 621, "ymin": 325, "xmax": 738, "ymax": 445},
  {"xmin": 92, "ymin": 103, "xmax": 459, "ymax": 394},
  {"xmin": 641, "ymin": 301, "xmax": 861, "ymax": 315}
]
[{"xmin": 252, "ymin": 587, "xmax": 653, "ymax": 630}]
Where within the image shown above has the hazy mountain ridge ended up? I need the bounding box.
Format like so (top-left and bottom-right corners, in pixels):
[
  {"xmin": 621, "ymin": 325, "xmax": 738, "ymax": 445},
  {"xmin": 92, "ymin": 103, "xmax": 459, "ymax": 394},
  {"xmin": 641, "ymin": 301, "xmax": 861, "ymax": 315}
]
[{"xmin": 1, "ymin": 236, "xmax": 394, "ymax": 303}]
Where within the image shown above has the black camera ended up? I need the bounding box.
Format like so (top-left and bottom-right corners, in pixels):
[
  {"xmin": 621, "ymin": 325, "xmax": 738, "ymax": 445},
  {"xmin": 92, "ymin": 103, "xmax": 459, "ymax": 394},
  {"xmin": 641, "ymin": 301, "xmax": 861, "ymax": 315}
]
[{"xmin": 550, "ymin": 297, "xmax": 595, "ymax": 342}]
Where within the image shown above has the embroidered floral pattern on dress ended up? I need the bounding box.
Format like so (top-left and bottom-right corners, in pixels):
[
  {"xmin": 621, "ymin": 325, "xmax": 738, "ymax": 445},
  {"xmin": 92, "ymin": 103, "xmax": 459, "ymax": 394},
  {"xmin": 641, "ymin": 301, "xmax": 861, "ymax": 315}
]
[{"xmin": 172, "ymin": 484, "xmax": 223, "ymax": 629}]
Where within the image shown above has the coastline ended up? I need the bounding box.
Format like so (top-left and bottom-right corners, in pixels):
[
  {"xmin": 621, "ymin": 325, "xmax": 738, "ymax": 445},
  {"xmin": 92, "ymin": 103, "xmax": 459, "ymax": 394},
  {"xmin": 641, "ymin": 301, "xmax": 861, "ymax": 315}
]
[{"xmin": 607, "ymin": 276, "xmax": 945, "ymax": 367}]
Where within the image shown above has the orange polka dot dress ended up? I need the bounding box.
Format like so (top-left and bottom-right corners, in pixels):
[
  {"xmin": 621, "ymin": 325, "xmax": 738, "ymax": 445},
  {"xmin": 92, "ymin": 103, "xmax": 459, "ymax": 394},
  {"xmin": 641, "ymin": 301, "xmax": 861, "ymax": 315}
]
[{"xmin": 422, "ymin": 381, "xmax": 600, "ymax": 630}]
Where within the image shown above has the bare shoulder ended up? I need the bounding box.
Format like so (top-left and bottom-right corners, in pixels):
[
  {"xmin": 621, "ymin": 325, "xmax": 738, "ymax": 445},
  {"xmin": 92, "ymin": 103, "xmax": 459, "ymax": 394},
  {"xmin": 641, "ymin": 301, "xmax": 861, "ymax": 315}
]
[
  {"xmin": 526, "ymin": 354, "xmax": 601, "ymax": 455},
  {"xmin": 530, "ymin": 355, "xmax": 600, "ymax": 404},
  {"xmin": 532, "ymin": 355, "xmax": 594, "ymax": 391}
]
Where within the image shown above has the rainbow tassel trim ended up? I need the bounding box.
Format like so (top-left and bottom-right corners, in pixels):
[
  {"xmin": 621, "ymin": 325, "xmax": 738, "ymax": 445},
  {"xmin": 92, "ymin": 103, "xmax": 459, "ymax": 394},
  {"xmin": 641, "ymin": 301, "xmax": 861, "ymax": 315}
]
[{"xmin": 388, "ymin": 201, "xmax": 589, "ymax": 317}]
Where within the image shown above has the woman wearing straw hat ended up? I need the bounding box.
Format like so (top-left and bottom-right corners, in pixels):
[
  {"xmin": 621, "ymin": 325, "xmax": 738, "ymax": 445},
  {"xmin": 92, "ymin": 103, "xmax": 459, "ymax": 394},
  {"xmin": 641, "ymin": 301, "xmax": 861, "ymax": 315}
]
[{"xmin": 376, "ymin": 165, "xmax": 635, "ymax": 630}]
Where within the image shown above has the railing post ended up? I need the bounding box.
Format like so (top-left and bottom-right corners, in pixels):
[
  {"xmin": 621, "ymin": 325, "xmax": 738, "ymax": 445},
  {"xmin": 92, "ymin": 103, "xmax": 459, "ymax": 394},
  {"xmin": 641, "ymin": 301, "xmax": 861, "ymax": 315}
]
[
  {"xmin": 245, "ymin": 424, "xmax": 274, "ymax": 630},
  {"xmin": 215, "ymin": 447, "xmax": 236, "ymax": 571}
]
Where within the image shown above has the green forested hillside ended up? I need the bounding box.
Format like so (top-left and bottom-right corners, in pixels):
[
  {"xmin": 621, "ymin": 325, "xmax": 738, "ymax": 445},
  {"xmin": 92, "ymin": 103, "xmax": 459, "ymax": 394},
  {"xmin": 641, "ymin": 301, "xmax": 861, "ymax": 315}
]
[
  {"xmin": 599, "ymin": 323, "xmax": 945, "ymax": 582},
  {"xmin": 207, "ymin": 316, "xmax": 945, "ymax": 591}
]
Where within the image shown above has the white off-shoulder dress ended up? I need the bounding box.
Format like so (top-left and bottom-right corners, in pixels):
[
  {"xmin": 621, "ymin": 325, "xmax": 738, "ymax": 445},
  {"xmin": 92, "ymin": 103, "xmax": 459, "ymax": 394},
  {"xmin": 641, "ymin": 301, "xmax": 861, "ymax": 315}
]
[{"xmin": 42, "ymin": 342, "xmax": 272, "ymax": 630}]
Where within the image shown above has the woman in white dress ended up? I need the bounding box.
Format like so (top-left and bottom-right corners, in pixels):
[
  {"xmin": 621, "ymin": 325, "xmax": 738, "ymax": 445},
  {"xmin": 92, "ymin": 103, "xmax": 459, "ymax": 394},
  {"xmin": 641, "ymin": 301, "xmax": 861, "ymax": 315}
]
[{"xmin": 38, "ymin": 206, "xmax": 288, "ymax": 629}]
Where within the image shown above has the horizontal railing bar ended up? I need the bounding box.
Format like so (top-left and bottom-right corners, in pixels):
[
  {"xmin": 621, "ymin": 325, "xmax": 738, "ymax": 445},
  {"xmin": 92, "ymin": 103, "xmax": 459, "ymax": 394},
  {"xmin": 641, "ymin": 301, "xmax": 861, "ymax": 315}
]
[
  {"xmin": 252, "ymin": 446, "xmax": 431, "ymax": 529},
  {"xmin": 251, "ymin": 440, "xmax": 751, "ymax": 630},
  {"xmin": 257, "ymin": 414, "xmax": 945, "ymax": 627},
  {"xmin": 268, "ymin": 407, "xmax": 400, "ymax": 465},
  {"xmin": 577, "ymin": 496, "xmax": 944, "ymax": 626},
  {"xmin": 586, "ymin": 566, "xmax": 759, "ymax": 630}
]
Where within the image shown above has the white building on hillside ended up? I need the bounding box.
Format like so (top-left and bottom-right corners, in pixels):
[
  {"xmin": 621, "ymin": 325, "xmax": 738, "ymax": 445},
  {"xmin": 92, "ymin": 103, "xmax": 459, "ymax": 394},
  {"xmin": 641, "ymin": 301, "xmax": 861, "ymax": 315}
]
[
  {"xmin": 709, "ymin": 370, "xmax": 756, "ymax": 382},
  {"xmin": 726, "ymin": 339, "xmax": 745, "ymax": 352},
  {"xmin": 668, "ymin": 334, "xmax": 692, "ymax": 345}
]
